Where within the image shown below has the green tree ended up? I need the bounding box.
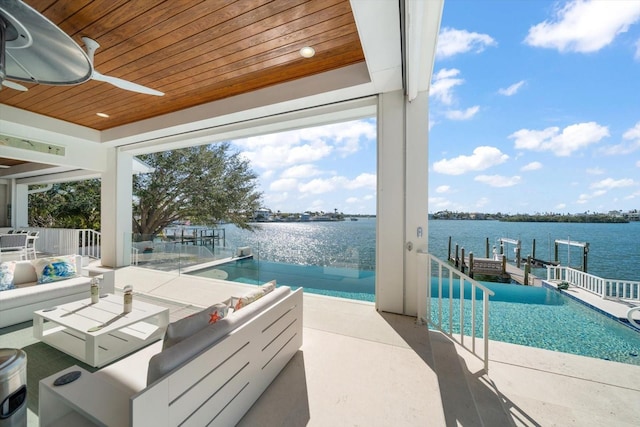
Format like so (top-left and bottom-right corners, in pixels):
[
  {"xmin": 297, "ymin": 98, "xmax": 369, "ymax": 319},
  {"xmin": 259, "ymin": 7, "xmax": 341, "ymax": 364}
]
[
  {"xmin": 133, "ymin": 143, "xmax": 262, "ymax": 238},
  {"xmin": 29, "ymin": 180, "xmax": 101, "ymax": 229}
]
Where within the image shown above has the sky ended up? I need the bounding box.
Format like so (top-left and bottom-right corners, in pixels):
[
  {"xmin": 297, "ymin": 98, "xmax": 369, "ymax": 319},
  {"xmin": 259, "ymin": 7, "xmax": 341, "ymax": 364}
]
[{"xmin": 230, "ymin": 0, "xmax": 640, "ymax": 215}]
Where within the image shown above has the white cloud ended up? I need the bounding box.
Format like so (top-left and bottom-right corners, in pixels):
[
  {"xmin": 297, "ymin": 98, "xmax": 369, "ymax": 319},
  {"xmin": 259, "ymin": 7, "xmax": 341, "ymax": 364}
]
[
  {"xmin": 444, "ymin": 106, "xmax": 480, "ymax": 120},
  {"xmin": 555, "ymin": 203, "xmax": 567, "ymax": 210},
  {"xmin": 322, "ymin": 120, "xmax": 376, "ymax": 156},
  {"xmin": 498, "ymin": 80, "xmax": 526, "ymax": 96},
  {"xmin": 509, "ymin": 122, "xmax": 609, "ymax": 156},
  {"xmin": 239, "ymin": 139, "xmax": 333, "ymax": 169},
  {"xmin": 346, "ymin": 197, "xmax": 359, "ymax": 204},
  {"xmin": 436, "ymin": 27, "xmax": 497, "ymax": 59},
  {"xmin": 431, "ymin": 68, "xmax": 463, "ymax": 105},
  {"xmin": 269, "ymin": 178, "xmax": 298, "ymax": 192},
  {"xmin": 590, "ymin": 177, "xmax": 635, "ymax": 190},
  {"xmin": 625, "ymin": 190, "xmax": 640, "ymax": 200},
  {"xmin": 603, "ymin": 121, "xmax": 640, "ymax": 154},
  {"xmin": 344, "ymin": 173, "xmax": 376, "ymax": 190},
  {"xmin": 264, "ymin": 191, "xmax": 289, "ymax": 206},
  {"xmin": 525, "ymin": 0, "xmax": 640, "ymax": 53},
  {"xmin": 436, "ymin": 185, "xmax": 451, "ymax": 194},
  {"xmin": 586, "ymin": 167, "xmax": 605, "ymax": 175},
  {"xmin": 297, "ymin": 173, "xmax": 376, "ymax": 195},
  {"xmin": 280, "ymin": 164, "xmax": 323, "ymax": 179},
  {"xmin": 433, "ymin": 146, "xmax": 509, "ymax": 175},
  {"xmin": 521, "ymin": 161, "xmax": 543, "ymax": 171},
  {"xmin": 576, "ymin": 178, "xmax": 637, "ymax": 204},
  {"xmin": 233, "ymin": 119, "xmax": 375, "ymax": 169},
  {"xmin": 298, "ymin": 177, "xmax": 340, "ymax": 195},
  {"xmin": 637, "ymin": 160, "xmax": 640, "ymax": 167},
  {"xmin": 474, "ymin": 175, "xmax": 522, "ymax": 187},
  {"xmin": 428, "ymin": 196, "xmax": 454, "ymax": 210},
  {"xmin": 600, "ymin": 141, "xmax": 640, "ymax": 155},
  {"xmin": 577, "ymin": 189, "xmax": 607, "ymax": 204},
  {"xmin": 624, "ymin": 122, "xmax": 640, "ymax": 140}
]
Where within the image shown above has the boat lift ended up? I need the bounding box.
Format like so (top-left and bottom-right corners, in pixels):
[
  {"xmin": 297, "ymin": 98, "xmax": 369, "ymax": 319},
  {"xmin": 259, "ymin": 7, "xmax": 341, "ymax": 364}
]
[
  {"xmin": 554, "ymin": 238, "xmax": 589, "ymax": 272},
  {"xmin": 498, "ymin": 237, "xmax": 522, "ymax": 268}
]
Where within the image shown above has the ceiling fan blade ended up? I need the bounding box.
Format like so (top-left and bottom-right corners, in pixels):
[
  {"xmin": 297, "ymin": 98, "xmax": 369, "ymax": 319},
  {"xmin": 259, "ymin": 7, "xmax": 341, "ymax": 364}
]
[
  {"xmin": 91, "ymin": 70, "xmax": 164, "ymax": 96},
  {"xmin": 2, "ymin": 80, "xmax": 28, "ymax": 91}
]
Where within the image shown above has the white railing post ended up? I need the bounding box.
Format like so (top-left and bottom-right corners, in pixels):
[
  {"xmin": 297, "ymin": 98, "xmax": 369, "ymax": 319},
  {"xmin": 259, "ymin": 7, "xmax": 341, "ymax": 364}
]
[
  {"xmin": 483, "ymin": 291, "xmax": 490, "ymax": 373},
  {"xmin": 422, "ymin": 253, "xmax": 494, "ymax": 373},
  {"xmin": 416, "ymin": 251, "xmax": 428, "ymax": 324}
]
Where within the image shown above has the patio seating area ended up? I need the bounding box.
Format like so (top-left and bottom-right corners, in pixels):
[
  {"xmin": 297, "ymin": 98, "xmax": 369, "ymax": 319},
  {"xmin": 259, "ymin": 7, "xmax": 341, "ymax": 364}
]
[{"xmin": 3, "ymin": 266, "xmax": 639, "ymax": 426}]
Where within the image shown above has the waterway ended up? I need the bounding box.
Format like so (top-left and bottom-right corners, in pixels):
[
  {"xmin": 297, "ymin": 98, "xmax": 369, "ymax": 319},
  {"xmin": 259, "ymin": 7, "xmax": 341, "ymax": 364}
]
[{"xmin": 221, "ymin": 218, "xmax": 640, "ymax": 281}]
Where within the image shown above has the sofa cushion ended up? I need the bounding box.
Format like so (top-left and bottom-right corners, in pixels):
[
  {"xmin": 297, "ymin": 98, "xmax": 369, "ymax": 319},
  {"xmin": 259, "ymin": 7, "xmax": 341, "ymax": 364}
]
[
  {"xmin": 147, "ymin": 286, "xmax": 291, "ymax": 386},
  {"xmin": 12, "ymin": 261, "xmax": 37, "ymax": 285},
  {"xmin": 0, "ymin": 262, "xmax": 16, "ymax": 291},
  {"xmin": 32, "ymin": 255, "xmax": 78, "ymax": 284},
  {"xmin": 162, "ymin": 302, "xmax": 229, "ymax": 350},
  {"xmin": 232, "ymin": 280, "xmax": 276, "ymax": 311}
]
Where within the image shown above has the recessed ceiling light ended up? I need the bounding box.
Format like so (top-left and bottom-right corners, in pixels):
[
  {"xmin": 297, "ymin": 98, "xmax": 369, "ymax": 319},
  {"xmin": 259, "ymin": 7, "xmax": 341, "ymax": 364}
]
[
  {"xmin": 299, "ymin": 46, "xmax": 315, "ymax": 58},
  {"xmin": 96, "ymin": 112, "xmax": 109, "ymax": 118}
]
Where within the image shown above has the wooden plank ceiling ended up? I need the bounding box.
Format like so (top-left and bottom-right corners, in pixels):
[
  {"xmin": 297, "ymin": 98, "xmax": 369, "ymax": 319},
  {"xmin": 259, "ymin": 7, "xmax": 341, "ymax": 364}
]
[{"xmin": 0, "ymin": 0, "xmax": 365, "ymax": 131}]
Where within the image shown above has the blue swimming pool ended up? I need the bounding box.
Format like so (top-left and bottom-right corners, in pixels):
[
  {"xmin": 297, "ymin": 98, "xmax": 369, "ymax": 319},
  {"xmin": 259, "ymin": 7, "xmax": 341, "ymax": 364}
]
[
  {"xmin": 190, "ymin": 258, "xmax": 376, "ymax": 301},
  {"xmin": 189, "ymin": 259, "xmax": 640, "ymax": 366},
  {"xmin": 428, "ymin": 279, "xmax": 640, "ymax": 366}
]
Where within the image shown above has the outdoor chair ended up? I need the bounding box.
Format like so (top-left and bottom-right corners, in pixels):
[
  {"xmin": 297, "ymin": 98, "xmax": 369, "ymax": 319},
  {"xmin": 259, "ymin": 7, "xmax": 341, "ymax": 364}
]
[
  {"xmin": 26, "ymin": 231, "xmax": 39, "ymax": 259},
  {"xmin": 0, "ymin": 233, "xmax": 29, "ymax": 260}
]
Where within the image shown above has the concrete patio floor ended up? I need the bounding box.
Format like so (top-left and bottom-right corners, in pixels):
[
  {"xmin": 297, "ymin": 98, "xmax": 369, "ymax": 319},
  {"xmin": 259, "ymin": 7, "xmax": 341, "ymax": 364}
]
[
  {"xmin": 6, "ymin": 265, "xmax": 640, "ymax": 426},
  {"xmin": 114, "ymin": 266, "xmax": 640, "ymax": 426}
]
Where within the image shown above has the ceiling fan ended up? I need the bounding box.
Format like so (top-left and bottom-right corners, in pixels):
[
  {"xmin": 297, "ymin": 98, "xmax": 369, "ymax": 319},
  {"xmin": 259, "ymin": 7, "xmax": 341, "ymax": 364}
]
[{"xmin": 0, "ymin": 0, "xmax": 163, "ymax": 96}]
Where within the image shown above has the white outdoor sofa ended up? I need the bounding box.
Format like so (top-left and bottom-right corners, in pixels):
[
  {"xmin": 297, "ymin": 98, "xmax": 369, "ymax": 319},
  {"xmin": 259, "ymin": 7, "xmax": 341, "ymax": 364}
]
[
  {"xmin": 39, "ymin": 285, "xmax": 303, "ymax": 426},
  {"xmin": 0, "ymin": 255, "xmax": 114, "ymax": 328}
]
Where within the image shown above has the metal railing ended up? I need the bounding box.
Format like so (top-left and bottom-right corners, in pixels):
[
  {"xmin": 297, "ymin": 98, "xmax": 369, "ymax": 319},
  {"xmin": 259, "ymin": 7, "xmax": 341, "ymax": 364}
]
[
  {"xmin": 418, "ymin": 252, "xmax": 495, "ymax": 373},
  {"xmin": 547, "ymin": 266, "xmax": 640, "ymax": 301}
]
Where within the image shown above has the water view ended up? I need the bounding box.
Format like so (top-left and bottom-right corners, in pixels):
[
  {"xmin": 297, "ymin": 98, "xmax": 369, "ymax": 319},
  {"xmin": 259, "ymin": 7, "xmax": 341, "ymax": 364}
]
[
  {"xmin": 219, "ymin": 218, "xmax": 640, "ymax": 282},
  {"xmin": 189, "ymin": 218, "xmax": 640, "ymax": 365}
]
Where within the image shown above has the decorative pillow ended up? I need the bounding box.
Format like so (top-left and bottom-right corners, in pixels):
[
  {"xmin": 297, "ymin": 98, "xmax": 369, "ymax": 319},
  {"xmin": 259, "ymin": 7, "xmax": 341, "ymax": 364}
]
[
  {"xmin": 233, "ymin": 280, "xmax": 276, "ymax": 311},
  {"xmin": 0, "ymin": 262, "xmax": 16, "ymax": 291},
  {"xmin": 163, "ymin": 302, "xmax": 229, "ymax": 349},
  {"xmin": 32, "ymin": 255, "xmax": 78, "ymax": 284}
]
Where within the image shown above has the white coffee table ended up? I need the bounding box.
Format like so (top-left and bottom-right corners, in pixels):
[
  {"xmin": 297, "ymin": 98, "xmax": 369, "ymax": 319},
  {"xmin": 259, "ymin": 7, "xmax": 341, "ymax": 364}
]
[{"xmin": 33, "ymin": 294, "xmax": 169, "ymax": 367}]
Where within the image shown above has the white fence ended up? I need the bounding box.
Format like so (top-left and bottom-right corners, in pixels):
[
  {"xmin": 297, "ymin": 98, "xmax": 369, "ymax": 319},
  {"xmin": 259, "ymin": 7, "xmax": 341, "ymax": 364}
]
[
  {"xmin": 24, "ymin": 228, "xmax": 101, "ymax": 259},
  {"xmin": 547, "ymin": 266, "xmax": 640, "ymax": 301},
  {"xmin": 418, "ymin": 252, "xmax": 495, "ymax": 373}
]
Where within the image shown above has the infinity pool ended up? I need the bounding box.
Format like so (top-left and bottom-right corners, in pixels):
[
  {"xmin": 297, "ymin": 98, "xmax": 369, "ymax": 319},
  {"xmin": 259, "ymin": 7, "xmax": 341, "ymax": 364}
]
[{"xmin": 189, "ymin": 258, "xmax": 640, "ymax": 366}]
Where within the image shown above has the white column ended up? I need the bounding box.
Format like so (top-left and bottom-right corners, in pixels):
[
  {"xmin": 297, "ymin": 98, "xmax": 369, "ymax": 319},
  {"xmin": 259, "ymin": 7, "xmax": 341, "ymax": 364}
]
[
  {"xmin": 101, "ymin": 148, "xmax": 133, "ymax": 267},
  {"xmin": 376, "ymin": 90, "xmax": 428, "ymax": 315},
  {"xmin": 404, "ymin": 91, "xmax": 429, "ymax": 315},
  {"xmin": 13, "ymin": 181, "xmax": 29, "ymax": 228}
]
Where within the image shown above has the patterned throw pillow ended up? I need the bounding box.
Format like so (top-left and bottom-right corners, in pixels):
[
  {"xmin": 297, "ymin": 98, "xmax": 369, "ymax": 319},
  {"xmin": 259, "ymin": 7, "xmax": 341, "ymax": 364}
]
[
  {"xmin": 0, "ymin": 262, "xmax": 16, "ymax": 291},
  {"xmin": 233, "ymin": 280, "xmax": 276, "ymax": 311},
  {"xmin": 163, "ymin": 302, "xmax": 229, "ymax": 349},
  {"xmin": 32, "ymin": 255, "xmax": 78, "ymax": 284}
]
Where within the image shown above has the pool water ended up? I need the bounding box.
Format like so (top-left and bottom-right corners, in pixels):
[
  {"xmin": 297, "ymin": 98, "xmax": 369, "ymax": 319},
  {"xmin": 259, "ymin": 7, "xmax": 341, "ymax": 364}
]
[
  {"xmin": 189, "ymin": 258, "xmax": 376, "ymax": 301},
  {"xmin": 189, "ymin": 259, "xmax": 640, "ymax": 366},
  {"xmin": 429, "ymin": 279, "xmax": 640, "ymax": 366}
]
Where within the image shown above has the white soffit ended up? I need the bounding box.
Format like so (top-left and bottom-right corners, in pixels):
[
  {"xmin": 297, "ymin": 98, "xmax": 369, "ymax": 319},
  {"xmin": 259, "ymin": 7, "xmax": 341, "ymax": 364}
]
[
  {"xmin": 350, "ymin": 0, "xmax": 403, "ymax": 94},
  {"xmin": 405, "ymin": 0, "xmax": 444, "ymax": 100}
]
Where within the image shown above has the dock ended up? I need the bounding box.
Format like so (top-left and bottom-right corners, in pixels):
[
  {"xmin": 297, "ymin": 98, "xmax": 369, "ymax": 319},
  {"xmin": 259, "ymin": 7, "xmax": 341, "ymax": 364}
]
[
  {"xmin": 447, "ymin": 236, "xmax": 544, "ymax": 285},
  {"xmin": 164, "ymin": 227, "xmax": 225, "ymax": 247}
]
